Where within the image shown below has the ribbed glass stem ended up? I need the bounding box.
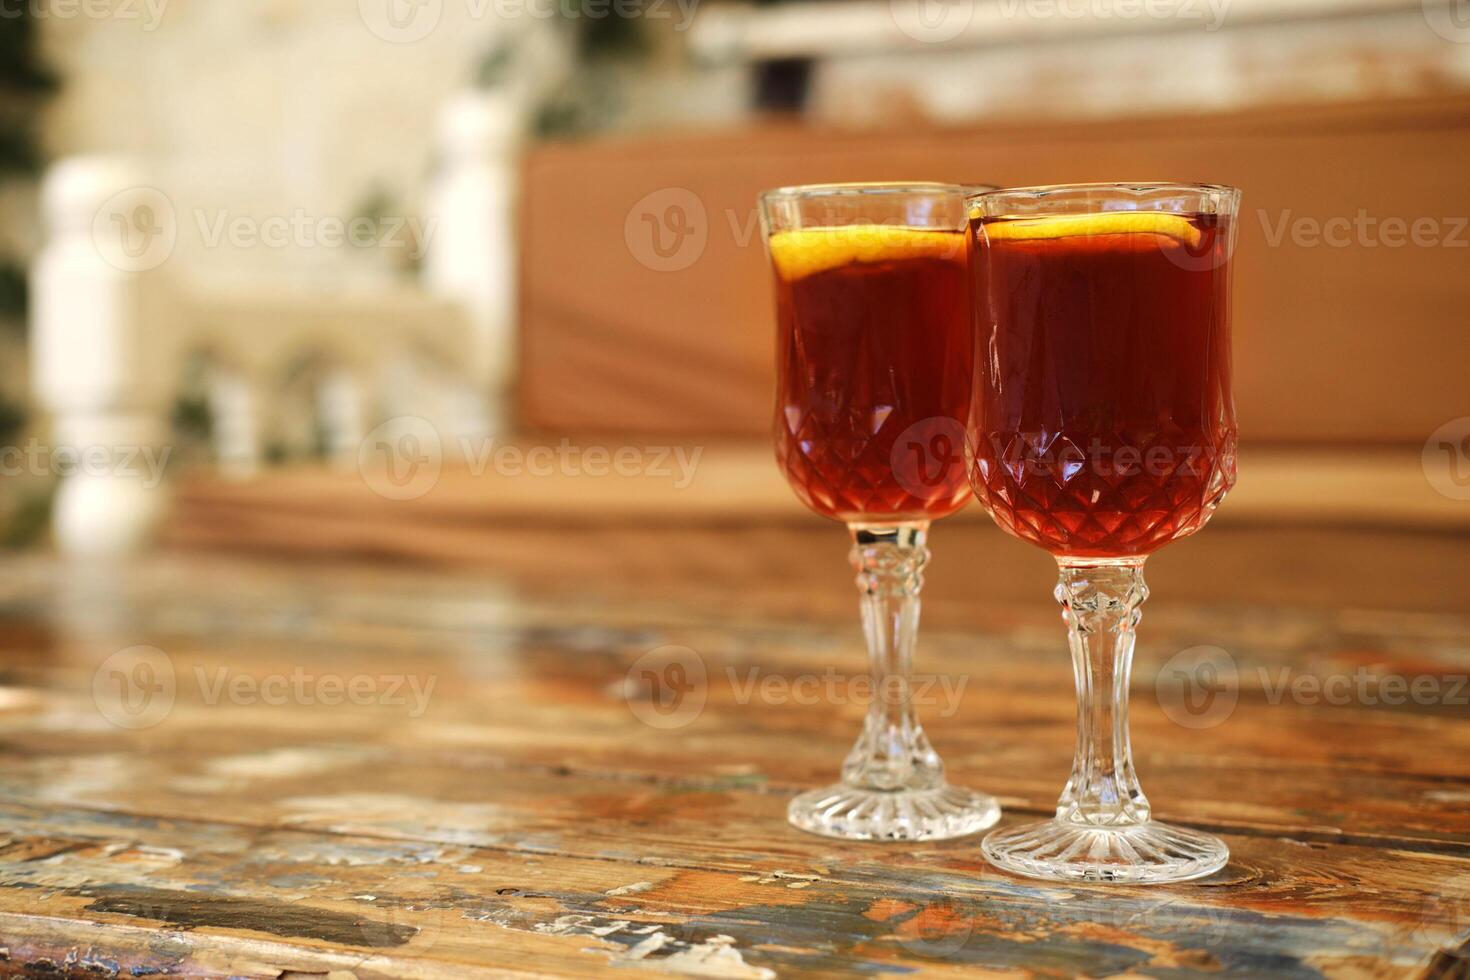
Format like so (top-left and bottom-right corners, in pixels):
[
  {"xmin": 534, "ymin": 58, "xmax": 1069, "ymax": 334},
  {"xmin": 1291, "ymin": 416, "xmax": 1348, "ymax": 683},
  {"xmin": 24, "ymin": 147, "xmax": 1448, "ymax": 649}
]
[
  {"xmin": 1055, "ymin": 559, "xmax": 1151, "ymax": 826},
  {"xmin": 840, "ymin": 522, "xmax": 944, "ymax": 793}
]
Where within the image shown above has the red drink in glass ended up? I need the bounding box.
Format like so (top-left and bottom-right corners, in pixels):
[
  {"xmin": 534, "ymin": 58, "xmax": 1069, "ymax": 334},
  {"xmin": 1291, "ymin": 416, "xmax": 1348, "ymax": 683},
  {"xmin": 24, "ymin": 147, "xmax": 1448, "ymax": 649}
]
[
  {"xmin": 772, "ymin": 227, "xmax": 972, "ymax": 521},
  {"xmin": 968, "ymin": 211, "xmax": 1236, "ymax": 558},
  {"xmin": 759, "ymin": 184, "xmax": 1000, "ymax": 843},
  {"xmin": 967, "ymin": 184, "xmax": 1241, "ymax": 884}
]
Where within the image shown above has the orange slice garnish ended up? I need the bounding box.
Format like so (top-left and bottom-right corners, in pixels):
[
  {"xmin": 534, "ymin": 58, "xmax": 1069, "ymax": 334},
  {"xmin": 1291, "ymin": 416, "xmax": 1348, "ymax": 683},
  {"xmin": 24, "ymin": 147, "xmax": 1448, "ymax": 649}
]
[
  {"xmin": 979, "ymin": 212, "xmax": 1201, "ymax": 249},
  {"xmin": 769, "ymin": 226, "xmax": 963, "ymax": 280}
]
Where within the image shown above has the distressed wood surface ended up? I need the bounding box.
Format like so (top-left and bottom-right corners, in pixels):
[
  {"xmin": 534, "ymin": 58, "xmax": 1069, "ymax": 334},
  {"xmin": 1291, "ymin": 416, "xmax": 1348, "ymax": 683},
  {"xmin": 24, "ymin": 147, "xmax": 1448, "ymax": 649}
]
[{"xmin": 0, "ymin": 522, "xmax": 1466, "ymax": 978}]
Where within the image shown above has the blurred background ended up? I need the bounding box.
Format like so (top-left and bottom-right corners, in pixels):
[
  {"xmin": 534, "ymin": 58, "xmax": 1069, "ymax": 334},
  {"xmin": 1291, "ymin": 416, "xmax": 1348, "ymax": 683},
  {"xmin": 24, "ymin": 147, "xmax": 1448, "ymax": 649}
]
[
  {"xmin": 0, "ymin": 4, "xmax": 1465, "ymax": 968},
  {"xmin": 0, "ymin": 0, "xmax": 1466, "ymax": 611}
]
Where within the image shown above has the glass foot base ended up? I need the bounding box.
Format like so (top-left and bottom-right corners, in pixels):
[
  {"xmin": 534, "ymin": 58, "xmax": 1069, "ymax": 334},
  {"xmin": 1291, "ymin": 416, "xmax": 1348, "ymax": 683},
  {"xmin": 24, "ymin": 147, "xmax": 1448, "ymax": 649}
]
[
  {"xmin": 788, "ymin": 784, "xmax": 1001, "ymax": 841},
  {"xmin": 982, "ymin": 819, "xmax": 1228, "ymax": 883}
]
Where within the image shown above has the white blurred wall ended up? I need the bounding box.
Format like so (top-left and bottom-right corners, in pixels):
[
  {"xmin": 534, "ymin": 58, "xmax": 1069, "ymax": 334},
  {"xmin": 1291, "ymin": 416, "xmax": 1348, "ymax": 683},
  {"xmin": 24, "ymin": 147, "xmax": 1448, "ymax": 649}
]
[
  {"xmin": 692, "ymin": 0, "xmax": 1470, "ymax": 125},
  {"xmin": 37, "ymin": 0, "xmax": 561, "ymax": 290}
]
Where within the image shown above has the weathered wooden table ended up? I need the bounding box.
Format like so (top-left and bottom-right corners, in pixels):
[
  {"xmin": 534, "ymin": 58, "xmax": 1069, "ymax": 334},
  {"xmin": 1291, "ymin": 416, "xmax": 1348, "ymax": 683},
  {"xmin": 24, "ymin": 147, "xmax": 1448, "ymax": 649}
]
[{"xmin": 0, "ymin": 520, "xmax": 1466, "ymax": 978}]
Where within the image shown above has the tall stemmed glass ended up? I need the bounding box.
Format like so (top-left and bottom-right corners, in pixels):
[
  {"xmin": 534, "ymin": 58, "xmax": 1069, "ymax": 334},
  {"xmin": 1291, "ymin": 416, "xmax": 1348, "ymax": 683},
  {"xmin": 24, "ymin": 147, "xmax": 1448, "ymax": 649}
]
[
  {"xmin": 759, "ymin": 183, "xmax": 1001, "ymax": 841},
  {"xmin": 967, "ymin": 182, "xmax": 1240, "ymax": 882}
]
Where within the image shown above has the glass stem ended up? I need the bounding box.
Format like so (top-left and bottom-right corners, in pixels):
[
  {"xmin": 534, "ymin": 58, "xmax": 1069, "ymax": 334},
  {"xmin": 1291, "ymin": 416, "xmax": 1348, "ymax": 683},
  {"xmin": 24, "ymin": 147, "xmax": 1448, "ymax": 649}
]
[
  {"xmin": 840, "ymin": 522, "xmax": 944, "ymax": 794},
  {"xmin": 1055, "ymin": 559, "xmax": 1152, "ymax": 827}
]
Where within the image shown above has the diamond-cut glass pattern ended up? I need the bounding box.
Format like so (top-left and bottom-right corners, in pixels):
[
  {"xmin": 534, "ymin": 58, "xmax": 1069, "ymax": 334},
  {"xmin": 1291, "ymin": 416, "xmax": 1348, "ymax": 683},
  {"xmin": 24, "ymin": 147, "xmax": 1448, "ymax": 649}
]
[
  {"xmin": 773, "ymin": 235, "xmax": 974, "ymax": 522},
  {"xmin": 972, "ymin": 423, "xmax": 1237, "ymax": 558},
  {"xmin": 967, "ymin": 209, "xmax": 1237, "ymax": 558}
]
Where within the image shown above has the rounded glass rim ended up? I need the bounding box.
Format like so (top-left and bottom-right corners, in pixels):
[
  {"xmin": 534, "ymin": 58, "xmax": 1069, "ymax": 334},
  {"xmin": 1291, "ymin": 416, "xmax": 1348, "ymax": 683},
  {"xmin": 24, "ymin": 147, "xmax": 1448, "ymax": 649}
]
[
  {"xmin": 965, "ymin": 180, "xmax": 1240, "ymax": 205},
  {"xmin": 760, "ymin": 181, "xmax": 977, "ymax": 205}
]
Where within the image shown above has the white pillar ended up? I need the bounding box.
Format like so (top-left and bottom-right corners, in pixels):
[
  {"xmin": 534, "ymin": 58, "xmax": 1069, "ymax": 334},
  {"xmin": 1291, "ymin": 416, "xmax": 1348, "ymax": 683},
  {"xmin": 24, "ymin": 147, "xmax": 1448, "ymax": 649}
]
[
  {"xmin": 317, "ymin": 367, "xmax": 367, "ymax": 470},
  {"xmin": 422, "ymin": 90, "xmax": 521, "ymax": 438},
  {"xmin": 209, "ymin": 371, "xmax": 262, "ymax": 478},
  {"xmin": 31, "ymin": 157, "xmax": 178, "ymax": 555}
]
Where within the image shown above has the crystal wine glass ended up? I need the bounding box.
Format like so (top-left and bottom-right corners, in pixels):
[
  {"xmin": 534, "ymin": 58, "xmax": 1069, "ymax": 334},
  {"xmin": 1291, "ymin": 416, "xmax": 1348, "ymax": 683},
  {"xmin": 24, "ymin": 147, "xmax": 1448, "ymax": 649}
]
[
  {"xmin": 966, "ymin": 182, "xmax": 1240, "ymax": 882},
  {"xmin": 759, "ymin": 182, "xmax": 1001, "ymax": 841}
]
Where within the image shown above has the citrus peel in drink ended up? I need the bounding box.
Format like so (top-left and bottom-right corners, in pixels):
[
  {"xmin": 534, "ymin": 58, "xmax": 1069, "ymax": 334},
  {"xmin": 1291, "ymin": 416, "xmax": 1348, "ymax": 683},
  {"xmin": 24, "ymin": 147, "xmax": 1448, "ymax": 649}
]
[
  {"xmin": 979, "ymin": 212, "xmax": 1202, "ymax": 249},
  {"xmin": 769, "ymin": 226, "xmax": 964, "ymax": 280}
]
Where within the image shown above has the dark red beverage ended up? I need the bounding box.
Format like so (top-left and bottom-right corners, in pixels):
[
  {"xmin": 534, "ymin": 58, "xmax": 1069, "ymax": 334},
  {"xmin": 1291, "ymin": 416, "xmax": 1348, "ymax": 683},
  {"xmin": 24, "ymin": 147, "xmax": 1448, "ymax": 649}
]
[
  {"xmin": 771, "ymin": 227, "xmax": 973, "ymax": 521},
  {"xmin": 968, "ymin": 211, "xmax": 1236, "ymax": 558}
]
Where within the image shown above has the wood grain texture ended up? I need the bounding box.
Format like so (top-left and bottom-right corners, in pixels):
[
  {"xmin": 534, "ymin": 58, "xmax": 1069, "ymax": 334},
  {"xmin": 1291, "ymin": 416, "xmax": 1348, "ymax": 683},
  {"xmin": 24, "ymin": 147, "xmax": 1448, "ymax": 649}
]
[
  {"xmin": 517, "ymin": 95, "xmax": 1470, "ymax": 443},
  {"xmin": 0, "ymin": 521, "xmax": 1466, "ymax": 977},
  {"xmin": 166, "ymin": 446, "xmax": 1470, "ymax": 530}
]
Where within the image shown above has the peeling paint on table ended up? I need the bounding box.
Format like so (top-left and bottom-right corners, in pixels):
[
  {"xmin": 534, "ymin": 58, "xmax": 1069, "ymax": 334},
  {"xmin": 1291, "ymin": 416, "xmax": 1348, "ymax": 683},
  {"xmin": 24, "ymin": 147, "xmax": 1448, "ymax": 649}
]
[{"xmin": 0, "ymin": 548, "xmax": 1464, "ymax": 978}]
